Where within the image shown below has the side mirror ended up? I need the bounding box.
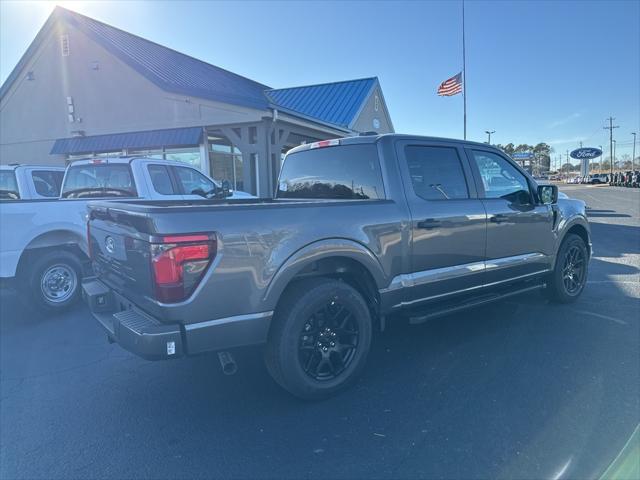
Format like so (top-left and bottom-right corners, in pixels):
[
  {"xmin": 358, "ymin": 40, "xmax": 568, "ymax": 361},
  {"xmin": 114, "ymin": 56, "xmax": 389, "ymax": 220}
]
[
  {"xmin": 538, "ymin": 184, "xmax": 558, "ymax": 205},
  {"xmin": 191, "ymin": 188, "xmax": 207, "ymax": 198},
  {"xmin": 221, "ymin": 180, "xmax": 231, "ymax": 197}
]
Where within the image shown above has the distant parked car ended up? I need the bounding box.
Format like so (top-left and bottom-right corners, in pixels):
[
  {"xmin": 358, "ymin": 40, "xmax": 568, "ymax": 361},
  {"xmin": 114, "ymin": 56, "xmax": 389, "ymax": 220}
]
[
  {"xmin": 624, "ymin": 171, "xmax": 634, "ymax": 187},
  {"xmin": 0, "ymin": 164, "xmax": 65, "ymax": 200}
]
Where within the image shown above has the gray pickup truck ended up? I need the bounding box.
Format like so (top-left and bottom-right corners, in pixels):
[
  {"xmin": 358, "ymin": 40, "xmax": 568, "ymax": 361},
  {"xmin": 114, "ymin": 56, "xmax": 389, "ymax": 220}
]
[{"xmin": 83, "ymin": 134, "xmax": 591, "ymax": 399}]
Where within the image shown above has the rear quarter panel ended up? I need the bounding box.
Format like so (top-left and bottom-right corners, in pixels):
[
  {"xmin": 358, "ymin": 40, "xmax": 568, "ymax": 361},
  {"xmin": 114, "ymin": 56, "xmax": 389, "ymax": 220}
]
[{"xmin": 0, "ymin": 199, "xmax": 90, "ymax": 277}]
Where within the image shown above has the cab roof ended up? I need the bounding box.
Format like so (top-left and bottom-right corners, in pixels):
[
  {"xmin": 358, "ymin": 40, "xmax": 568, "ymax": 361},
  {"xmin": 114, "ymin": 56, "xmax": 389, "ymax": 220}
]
[
  {"xmin": 0, "ymin": 164, "xmax": 65, "ymax": 171},
  {"xmin": 287, "ymin": 133, "xmax": 501, "ymax": 156}
]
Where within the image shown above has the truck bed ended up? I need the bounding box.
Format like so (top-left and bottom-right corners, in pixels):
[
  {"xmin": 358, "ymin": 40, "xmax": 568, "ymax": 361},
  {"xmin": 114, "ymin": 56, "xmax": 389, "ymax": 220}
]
[{"xmin": 87, "ymin": 196, "xmax": 405, "ymax": 324}]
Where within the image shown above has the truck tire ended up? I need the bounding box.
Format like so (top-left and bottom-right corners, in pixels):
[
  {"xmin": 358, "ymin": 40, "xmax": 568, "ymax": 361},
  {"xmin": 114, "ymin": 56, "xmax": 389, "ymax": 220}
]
[
  {"xmin": 545, "ymin": 233, "xmax": 589, "ymax": 303},
  {"xmin": 265, "ymin": 277, "xmax": 373, "ymax": 400},
  {"xmin": 23, "ymin": 250, "xmax": 83, "ymax": 313}
]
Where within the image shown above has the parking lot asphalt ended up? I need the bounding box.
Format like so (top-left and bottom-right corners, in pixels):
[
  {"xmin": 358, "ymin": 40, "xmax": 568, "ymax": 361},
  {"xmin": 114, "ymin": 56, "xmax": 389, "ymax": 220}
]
[{"xmin": 1, "ymin": 185, "xmax": 638, "ymax": 480}]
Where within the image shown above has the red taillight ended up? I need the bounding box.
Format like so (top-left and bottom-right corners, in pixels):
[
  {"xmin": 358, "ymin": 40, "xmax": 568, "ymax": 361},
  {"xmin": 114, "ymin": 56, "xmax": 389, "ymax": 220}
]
[{"xmin": 151, "ymin": 234, "xmax": 215, "ymax": 303}]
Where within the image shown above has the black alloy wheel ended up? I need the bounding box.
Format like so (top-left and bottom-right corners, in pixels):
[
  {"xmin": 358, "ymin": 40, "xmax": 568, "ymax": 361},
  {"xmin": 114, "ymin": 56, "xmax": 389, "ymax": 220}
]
[
  {"xmin": 298, "ymin": 299, "xmax": 359, "ymax": 381},
  {"xmin": 562, "ymin": 244, "xmax": 586, "ymax": 295}
]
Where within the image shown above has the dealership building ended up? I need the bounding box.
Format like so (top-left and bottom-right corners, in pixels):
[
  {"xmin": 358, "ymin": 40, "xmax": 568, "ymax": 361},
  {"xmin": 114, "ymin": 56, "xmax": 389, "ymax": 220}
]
[{"xmin": 0, "ymin": 7, "xmax": 394, "ymax": 196}]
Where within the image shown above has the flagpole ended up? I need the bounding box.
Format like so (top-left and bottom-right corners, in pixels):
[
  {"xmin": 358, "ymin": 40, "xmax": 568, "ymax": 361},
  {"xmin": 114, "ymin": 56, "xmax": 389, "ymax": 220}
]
[{"xmin": 462, "ymin": 0, "xmax": 467, "ymax": 140}]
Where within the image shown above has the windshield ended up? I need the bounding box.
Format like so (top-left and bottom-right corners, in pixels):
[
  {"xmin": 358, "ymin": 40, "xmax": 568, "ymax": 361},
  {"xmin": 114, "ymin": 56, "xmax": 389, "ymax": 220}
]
[
  {"xmin": 0, "ymin": 170, "xmax": 19, "ymax": 199},
  {"xmin": 61, "ymin": 164, "xmax": 137, "ymax": 198}
]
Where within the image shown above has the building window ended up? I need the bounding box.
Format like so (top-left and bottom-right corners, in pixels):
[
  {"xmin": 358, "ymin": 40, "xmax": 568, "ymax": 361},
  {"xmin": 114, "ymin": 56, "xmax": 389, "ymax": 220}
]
[
  {"xmin": 67, "ymin": 151, "xmax": 121, "ymax": 161},
  {"xmin": 164, "ymin": 147, "xmax": 201, "ymax": 168},
  {"xmin": 129, "ymin": 148, "xmax": 164, "ymax": 159},
  {"xmin": 208, "ymin": 137, "xmax": 244, "ymax": 191},
  {"xmin": 374, "ymin": 94, "xmax": 380, "ymax": 112}
]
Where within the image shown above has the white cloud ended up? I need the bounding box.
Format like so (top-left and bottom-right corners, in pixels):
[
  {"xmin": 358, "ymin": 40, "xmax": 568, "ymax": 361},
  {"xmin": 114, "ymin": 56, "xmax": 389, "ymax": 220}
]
[
  {"xmin": 548, "ymin": 112, "xmax": 581, "ymax": 129},
  {"xmin": 548, "ymin": 136, "xmax": 588, "ymax": 146}
]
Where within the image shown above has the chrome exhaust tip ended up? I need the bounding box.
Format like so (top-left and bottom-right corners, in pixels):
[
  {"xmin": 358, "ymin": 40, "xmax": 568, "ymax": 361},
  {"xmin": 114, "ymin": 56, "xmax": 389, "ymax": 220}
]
[{"xmin": 217, "ymin": 351, "xmax": 237, "ymax": 375}]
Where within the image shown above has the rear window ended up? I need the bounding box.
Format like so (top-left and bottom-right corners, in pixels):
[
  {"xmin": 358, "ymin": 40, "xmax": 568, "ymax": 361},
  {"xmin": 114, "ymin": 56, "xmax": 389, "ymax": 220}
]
[
  {"xmin": 277, "ymin": 144, "xmax": 384, "ymax": 200},
  {"xmin": 147, "ymin": 164, "xmax": 176, "ymax": 195},
  {"xmin": 32, "ymin": 170, "xmax": 64, "ymax": 197},
  {"xmin": 61, "ymin": 164, "xmax": 137, "ymax": 198},
  {"xmin": 0, "ymin": 171, "xmax": 19, "ymax": 199}
]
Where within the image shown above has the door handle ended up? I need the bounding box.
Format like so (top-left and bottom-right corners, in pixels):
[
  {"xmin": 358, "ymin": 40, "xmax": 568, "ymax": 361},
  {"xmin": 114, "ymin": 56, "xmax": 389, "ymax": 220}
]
[
  {"xmin": 490, "ymin": 214, "xmax": 508, "ymax": 224},
  {"xmin": 417, "ymin": 218, "xmax": 441, "ymax": 230}
]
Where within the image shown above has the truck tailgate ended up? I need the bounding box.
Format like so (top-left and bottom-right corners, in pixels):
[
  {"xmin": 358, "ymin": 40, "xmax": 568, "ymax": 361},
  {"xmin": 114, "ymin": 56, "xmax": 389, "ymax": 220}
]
[{"xmin": 89, "ymin": 217, "xmax": 155, "ymax": 304}]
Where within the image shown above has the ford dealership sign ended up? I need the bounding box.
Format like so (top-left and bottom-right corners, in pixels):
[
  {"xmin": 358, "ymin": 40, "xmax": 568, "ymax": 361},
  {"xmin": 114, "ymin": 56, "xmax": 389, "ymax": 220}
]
[{"xmin": 570, "ymin": 147, "xmax": 602, "ymax": 160}]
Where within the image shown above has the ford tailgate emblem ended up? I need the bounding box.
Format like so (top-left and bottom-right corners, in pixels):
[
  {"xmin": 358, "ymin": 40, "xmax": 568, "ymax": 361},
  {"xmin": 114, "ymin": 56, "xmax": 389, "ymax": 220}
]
[{"xmin": 105, "ymin": 236, "xmax": 115, "ymax": 254}]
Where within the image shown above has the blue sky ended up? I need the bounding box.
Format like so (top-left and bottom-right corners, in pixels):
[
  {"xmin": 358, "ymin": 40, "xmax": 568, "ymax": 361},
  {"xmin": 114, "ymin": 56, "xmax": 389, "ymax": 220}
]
[{"xmin": 1, "ymin": 0, "xmax": 638, "ymax": 164}]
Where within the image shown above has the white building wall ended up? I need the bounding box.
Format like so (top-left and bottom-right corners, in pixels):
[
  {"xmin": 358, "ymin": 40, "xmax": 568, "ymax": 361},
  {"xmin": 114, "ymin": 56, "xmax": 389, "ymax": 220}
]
[
  {"xmin": 0, "ymin": 20, "xmax": 265, "ymax": 166},
  {"xmin": 351, "ymin": 86, "xmax": 394, "ymax": 134}
]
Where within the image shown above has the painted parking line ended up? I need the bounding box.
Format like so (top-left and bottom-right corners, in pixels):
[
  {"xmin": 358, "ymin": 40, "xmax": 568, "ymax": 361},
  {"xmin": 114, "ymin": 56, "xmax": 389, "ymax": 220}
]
[
  {"xmin": 572, "ymin": 309, "xmax": 627, "ymax": 325},
  {"xmin": 503, "ymin": 300, "xmax": 629, "ymax": 326}
]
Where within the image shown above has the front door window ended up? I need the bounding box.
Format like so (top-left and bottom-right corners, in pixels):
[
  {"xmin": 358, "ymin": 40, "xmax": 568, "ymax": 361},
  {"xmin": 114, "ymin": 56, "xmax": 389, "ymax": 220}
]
[{"xmin": 469, "ymin": 150, "xmax": 531, "ymax": 203}]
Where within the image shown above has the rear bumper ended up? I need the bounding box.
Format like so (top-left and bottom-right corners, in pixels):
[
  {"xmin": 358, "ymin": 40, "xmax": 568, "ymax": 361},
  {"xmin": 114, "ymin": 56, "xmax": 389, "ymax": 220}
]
[{"xmin": 82, "ymin": 278, "xmax": 272, "ymax": 360}]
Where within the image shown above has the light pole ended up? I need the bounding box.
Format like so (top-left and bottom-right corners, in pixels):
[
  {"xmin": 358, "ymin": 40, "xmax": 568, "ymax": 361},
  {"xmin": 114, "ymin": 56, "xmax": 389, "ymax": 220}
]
[
  {"xmin": 632, "ymin": 132, "xmax": 637, "ymax": 171},
  {"xmin": 485, "ymin": 130, "xmax": 495, "ymax": 144}
]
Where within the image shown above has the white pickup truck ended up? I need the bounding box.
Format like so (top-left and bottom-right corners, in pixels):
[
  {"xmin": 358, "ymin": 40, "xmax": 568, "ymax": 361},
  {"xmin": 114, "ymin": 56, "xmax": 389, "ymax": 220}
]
[
  {"xmin": 0, "ymin": 157, "xmax": 252, "ymax": 312},
  {"xmin": 0, "ymin": 164, "xmax": 66, "ymax": 200}
]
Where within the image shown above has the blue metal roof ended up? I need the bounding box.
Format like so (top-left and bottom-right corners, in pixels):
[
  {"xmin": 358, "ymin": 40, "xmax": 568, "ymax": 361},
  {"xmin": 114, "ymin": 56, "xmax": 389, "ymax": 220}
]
[
  {"xmin": 1, "ymin": 7, "xmax": 385, "ymax": 132},
  {"xmin": 50, "ymin": 126, "xmax": 202, "ymax": 155},
  {"xmin": 266, "ymin": 78, "xmax": 377, "ymax": 128},
  {"xmin": 58, "ymin": 8, "xmax": 270, "ymax": 109}
]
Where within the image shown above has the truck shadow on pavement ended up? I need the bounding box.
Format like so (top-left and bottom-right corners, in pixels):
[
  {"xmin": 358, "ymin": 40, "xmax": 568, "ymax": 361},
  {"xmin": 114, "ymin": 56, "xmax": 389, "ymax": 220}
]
[{"xmin": 1, "ymin": 215, "xmax": 639, "ymax": 479}]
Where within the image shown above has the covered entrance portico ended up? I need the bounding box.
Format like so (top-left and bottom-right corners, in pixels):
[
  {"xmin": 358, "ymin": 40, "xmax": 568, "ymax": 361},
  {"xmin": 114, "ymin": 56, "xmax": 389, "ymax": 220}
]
[{"xmin": 204, "ymin": 114, "xmax": 351, "ymax": 197}]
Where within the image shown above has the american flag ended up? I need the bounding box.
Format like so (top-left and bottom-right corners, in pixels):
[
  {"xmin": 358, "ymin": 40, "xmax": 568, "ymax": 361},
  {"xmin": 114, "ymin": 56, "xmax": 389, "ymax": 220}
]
[{"xmin": 437, "ymin": 72, "xmax": 463, "ymax": 96}]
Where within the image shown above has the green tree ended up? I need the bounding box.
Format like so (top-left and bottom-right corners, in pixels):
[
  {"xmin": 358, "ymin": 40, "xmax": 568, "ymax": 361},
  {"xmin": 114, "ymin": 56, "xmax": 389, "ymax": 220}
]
[
  {"xmin": 502, "ymin": 143, "xmax": 515, "ymax": 155},
  {"xmin": 533, "ymin": 143, "xmax": 553, "ymax": 171},
  {"xmin": 515, "ymin": 144, "xmax": 533, "ymax": 153}
]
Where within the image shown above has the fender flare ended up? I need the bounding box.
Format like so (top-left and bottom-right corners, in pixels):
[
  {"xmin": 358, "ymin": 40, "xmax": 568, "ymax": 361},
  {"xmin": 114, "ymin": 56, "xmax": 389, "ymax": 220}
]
[
  {"xmin": 23, "ymin": 226, "xmax": 87, "ymax": 253},
  {"xmin": 15, "ymin": 227, "xmax": 88, "ymax": 278},
  {"xmin": 553, "ymin": 215, "xmax": 591, "ymax": 269},
  {"xmin": 262, "ymin": 238, "xmax": 387, "ymax": 309}
]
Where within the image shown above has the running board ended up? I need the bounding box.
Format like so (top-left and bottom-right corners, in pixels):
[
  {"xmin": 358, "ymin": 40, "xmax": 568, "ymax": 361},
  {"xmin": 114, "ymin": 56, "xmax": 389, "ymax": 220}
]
[{"xmin": 408, "ymin": 283, "xmax": 545, "ymax": 324}]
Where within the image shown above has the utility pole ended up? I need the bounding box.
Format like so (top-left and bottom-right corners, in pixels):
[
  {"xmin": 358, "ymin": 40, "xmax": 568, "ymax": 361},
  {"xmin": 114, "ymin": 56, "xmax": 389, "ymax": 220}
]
[
  {"xmin": 566, "ymin": 150, "xmax": 570, "ymax": 178},
  {"xmin": 485, "ymin": 130, "xmax": 495, "ymax": 144},
  {"xmin": 604, "ymin": 116, "xmax": 619, "ymax": 178},
  {"xmin": 613, "ymin": 140, "xmax": 617, "ymax": 171},
  {"xmin": 632, "ymin": 132, "xmax": 637, "ymax": 171}
]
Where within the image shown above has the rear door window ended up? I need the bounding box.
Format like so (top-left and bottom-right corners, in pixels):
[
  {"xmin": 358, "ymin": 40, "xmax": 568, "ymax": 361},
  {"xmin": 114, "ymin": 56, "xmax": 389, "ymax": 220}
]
[
  {"xmin": 147, "ymin": 164, "xmax": 176, "ymax": 195},
  {"xmin": 277, "ymin": 144, "xmax": 384, "ymax": 199},
  {"xmin": 61, "ymin": 164, "xmax": 137, "ymax": 198},
  {"xmin": 403, "ymin": 146, "xmax": 469, "ymax": 200},
  {"xmin": 32, "ymin": 170, "xmax": 64, "ymax": 197},
  {"xmin": 0, "ymin": 171, "xmax": 20, "ymax": 199}
]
